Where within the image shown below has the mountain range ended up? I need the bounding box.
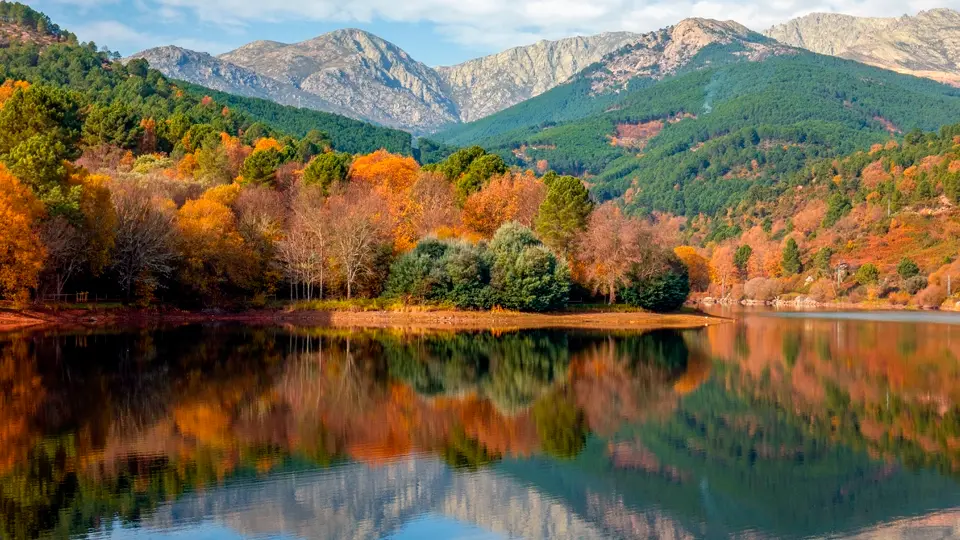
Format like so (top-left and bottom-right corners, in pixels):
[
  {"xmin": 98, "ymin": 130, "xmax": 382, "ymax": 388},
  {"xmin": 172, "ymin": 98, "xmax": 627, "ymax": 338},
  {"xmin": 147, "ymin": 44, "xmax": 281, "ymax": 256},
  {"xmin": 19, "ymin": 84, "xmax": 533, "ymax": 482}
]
[
  {"xmin": 132, "ymin": 9, "xmax": 960, "ymax": 135},
  {"xmin": 132, "ymin": 30, "xmax": 640, "ymax": 134}
]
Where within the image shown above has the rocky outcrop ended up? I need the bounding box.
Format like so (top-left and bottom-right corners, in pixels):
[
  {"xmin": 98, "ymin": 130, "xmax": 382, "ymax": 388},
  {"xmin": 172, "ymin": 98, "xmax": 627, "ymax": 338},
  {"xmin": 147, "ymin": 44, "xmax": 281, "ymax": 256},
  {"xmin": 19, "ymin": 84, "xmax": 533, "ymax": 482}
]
[
  {"xmin": 436, "ymin": 32, "xmax": 640, "ymax": 122},
  {"xmin": 590, "ymin": 18, "xmax": 795, "ymax": 92},
  {"xmin": 127, "ymin": 45, "xmax": 346, "ymax": 114},
  {"xmin": 219, "ymin": 29, "xmax": 460, "ymax": 133},
  {"xmin": 766, "ymin": 8, "xmax": 960, "ymax": 86}
]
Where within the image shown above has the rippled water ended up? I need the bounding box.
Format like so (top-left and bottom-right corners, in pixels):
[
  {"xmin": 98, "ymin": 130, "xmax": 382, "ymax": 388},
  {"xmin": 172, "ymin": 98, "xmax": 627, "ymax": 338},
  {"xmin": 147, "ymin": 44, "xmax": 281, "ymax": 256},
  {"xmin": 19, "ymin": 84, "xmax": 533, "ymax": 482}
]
[{"xmin": 4, "ymin": 311, "xmax": 960, "ymax": 539}]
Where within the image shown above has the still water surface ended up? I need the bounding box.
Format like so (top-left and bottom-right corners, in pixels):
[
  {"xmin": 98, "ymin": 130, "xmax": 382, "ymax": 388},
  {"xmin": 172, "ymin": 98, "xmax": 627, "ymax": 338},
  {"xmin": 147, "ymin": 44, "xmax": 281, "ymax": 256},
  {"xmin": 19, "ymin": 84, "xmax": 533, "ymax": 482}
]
[{"xmin": 4, "ymin": 310, "xmax": 960, "ymax": 539}]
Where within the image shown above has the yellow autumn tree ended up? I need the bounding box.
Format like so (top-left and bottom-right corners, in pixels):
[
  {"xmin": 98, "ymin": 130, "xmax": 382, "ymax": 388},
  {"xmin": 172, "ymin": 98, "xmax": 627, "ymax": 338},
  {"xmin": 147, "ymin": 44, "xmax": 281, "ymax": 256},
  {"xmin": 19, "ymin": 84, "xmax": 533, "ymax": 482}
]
[
  {"xmin": 71, "ymin": 169, "xmax": 117, "ymax": 275},
  {"xmin": 202, "ymin": 182, "xmax": 242, "ymax": 206},
  {"xmin": 0, "ymin": 165, "xmax": 45, "ymax": 305}
]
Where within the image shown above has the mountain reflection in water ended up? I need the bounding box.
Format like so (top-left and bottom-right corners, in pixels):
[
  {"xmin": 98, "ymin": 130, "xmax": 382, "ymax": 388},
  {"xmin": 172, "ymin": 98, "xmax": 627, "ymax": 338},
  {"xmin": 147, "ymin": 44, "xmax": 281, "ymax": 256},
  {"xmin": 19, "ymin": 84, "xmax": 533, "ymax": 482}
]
[{"xmin": 1, "ymin": 314, "xmax": 960, "ymax": 539}]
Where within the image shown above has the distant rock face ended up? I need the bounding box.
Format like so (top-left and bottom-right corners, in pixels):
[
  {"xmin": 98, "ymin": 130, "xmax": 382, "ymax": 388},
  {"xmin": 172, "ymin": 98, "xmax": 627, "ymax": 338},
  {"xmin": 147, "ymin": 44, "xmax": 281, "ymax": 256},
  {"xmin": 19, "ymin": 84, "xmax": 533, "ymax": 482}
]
[
  {"xmin": 435, "ymin": 32, "xmax": 641, "ymax": 122},
  {"xmin": 590, "ymin": 18, "xmax": 794, "ymax": 92},
  {"xmin": 766, "ymin": 8, "xmax": 960, "ymax": 86},
  {"xmin": 219, "ymin": 29, "xmax": 460, "ymax": 133},
  {"xmin": 128, "ymin": 45, "xmax": 347, "ymax": 115},
  {"xmin": 132, "ymin": 30, "xmax": 639, "ymax": 134}
]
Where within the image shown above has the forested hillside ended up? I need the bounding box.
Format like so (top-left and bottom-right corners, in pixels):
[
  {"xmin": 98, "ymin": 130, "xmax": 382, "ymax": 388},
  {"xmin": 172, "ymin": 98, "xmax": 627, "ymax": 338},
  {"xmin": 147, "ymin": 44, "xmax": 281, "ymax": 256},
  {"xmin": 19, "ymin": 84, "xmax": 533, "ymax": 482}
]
[
  {"xmin": 682, "ymin": 121, "xmax": 960, "ymax": 308},
  {"xmin": 176, "ymin": 82, "xmax": 412, "ymax": 155},
  {"xmin": 437, "ymin": 52, "xmax": 960, "ymax": 217},
  {"xmin": 0, "ymin": 6, "xmax": 412, "ymax": 157}
]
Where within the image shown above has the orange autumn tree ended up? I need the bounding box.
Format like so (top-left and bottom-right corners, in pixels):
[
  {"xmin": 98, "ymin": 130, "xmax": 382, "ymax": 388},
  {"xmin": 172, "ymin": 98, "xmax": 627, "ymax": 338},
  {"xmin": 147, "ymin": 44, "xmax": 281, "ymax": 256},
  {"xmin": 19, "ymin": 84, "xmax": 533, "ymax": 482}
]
[
  {"xmin": 577, "ymin": 202, "xmax": 663, "ymax": 304},
  {"xmin": 220, "ymin": 133, "xmax": 250, "ymax": 178},
  {"xmin": 674, "ymin": 246, "xmax": 711, "ymax": 292},
  {"xmin": 349, "ymin": 149, "xmax": 420, "ymax": 251},
  {"xmin": 710, "ymin": 245, "xmax": 738, "ymax": 296},
  {"xmin": 139, "ymin": 117, "xmax": 157, "ymax": 153},
  {"xmin": 253, "ymin": 137, "xmax": 283, "ymax": 153},
  {"xmin": 177, "ymin": 195, "xmax": 258, "ymax": 303},
  {"xmin": 177, "ymin": 153, "xmax": 199, "ymax": 180},
  {"xmin": 0, "ymin": 165, "xmax": 45, "ymax": 305},
  {"xmin": 462, "ymin": 171, "xmax": 546, "ymax": 238},
  {"xmin": 0, "ymin": 80, "xmax": 29, "ymax": 107}
]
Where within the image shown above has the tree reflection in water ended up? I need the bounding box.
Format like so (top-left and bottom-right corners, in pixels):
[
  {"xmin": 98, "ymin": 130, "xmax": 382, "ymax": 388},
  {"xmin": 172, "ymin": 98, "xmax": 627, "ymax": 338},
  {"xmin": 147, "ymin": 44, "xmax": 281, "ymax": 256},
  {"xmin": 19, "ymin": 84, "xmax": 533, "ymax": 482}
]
[
  {"xmin": 0, "ymin": 325, "xmax": 695, "ymax": 539},
  {"xmin": 7, "ymin": 316, "xmax": 960, "ymax": 540}
]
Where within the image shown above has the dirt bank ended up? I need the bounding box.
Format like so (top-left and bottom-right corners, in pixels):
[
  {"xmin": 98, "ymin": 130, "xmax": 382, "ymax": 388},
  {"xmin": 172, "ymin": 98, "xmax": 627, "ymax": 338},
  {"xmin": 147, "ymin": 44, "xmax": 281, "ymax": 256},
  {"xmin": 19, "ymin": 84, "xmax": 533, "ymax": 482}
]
[{"xmin": 0, "ymin": 307, "xmax": 727, "ymax": 332}]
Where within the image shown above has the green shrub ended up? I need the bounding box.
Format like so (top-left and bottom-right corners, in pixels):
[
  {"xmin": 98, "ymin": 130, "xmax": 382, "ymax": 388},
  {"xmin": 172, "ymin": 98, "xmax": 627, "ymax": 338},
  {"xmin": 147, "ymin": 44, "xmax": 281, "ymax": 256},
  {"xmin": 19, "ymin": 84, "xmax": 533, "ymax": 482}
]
[
  {"xmin": 855, "ymin": 263, "xmax": 880, "ymax": 286},
  {"xmin": 897, "ymin": 257, "xmax": 921, "ymax": 279},
  {"xmin": 489, "ymin": 223, "xmax": 570, "ymax": 312},
  {"xmin": 620, "ymin": 258, "xmax": 690, "ymax": 312}
]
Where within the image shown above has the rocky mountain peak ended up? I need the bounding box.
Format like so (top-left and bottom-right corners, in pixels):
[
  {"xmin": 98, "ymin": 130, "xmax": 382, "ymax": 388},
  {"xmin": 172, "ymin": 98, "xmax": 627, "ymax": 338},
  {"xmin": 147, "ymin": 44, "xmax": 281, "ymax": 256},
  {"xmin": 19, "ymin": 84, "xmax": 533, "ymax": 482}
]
[
  {"xmin": 765, "ymin": 8, "xmax": 960, "ymax": 86},
  {"xmin": 589, "ymin": 17, "xmax": 791, "ymax": 92},
  {"xmin": 671, "ymin": 18, "xmax": 755, "ymax": 43},
  {"xmin": 435, "ymin": 31, "xmax": 642, "ymax": 122}
]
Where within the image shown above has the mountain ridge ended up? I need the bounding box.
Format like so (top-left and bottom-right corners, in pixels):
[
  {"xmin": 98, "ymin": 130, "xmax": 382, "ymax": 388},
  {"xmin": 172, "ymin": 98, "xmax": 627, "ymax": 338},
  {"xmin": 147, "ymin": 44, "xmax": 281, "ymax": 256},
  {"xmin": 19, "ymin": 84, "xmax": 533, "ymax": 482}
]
[
  {"xmin": 133, "ymin": 27, "xmax": 648, "ymax": 133},
  {"xmin": 132, "ymin": 9, "xmax": 960, "ymax": 135},
  {"xmin": 766, "ymin": 8, "xmax": 960, "ymax": 86}
]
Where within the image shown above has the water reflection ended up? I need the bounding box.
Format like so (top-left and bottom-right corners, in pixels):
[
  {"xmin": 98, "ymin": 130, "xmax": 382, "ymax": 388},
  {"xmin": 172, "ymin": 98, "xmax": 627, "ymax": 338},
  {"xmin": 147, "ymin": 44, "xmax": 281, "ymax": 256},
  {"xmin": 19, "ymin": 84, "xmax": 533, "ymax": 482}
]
[{"xmin": 2, "ymin": 314, "xmax": 960, "ymax": 539}]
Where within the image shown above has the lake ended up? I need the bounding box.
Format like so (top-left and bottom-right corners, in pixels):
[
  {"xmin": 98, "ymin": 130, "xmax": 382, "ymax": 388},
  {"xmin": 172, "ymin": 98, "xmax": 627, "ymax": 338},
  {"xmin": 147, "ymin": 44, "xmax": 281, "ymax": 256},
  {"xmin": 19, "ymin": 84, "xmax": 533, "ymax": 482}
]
[{"xmin": 3, "ymin": 310, "xmax": 960, "ymax": 539}]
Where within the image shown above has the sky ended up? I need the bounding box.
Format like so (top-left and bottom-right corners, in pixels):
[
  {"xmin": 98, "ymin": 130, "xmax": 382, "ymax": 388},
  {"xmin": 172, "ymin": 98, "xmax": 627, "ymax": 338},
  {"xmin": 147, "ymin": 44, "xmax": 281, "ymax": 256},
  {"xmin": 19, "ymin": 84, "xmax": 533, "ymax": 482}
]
[{"xmin": 31, "ymin": 0, "xmax": 959, "ymax": 66}]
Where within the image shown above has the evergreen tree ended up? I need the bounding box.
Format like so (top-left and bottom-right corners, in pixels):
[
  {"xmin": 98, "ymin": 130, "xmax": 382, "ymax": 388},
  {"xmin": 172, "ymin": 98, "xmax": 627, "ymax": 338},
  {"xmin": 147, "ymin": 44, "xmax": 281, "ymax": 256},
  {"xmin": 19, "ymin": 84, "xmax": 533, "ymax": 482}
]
[
  {"xmin": 81, "ymin": 103, "xmax": 142, "ymax": 149},
  {"xmin": 239, "ymin": 148, "xmax": 281, "ymax": 185},
  {"xmin": 302, "ymin": 152, "xmax": 352, "ymax": 193},
  {"xmin": 0, "ymin": 85, "xmax": 81, "ymax": 162},
  {"xmin": 814, "ymin": 247, "xmax": 833, "ymax": 274},
  {"xmin": 734, "ymin": 244, "xmax": 753, "ymax": 278},
  {"xmin": 456, "ymin": 153, "xmax": 507, "ymax": 201},
  {"xmin": 781, "ymin": 238, "xmax": 802, "ymax": 276},
  {"xmin": 855, "ymin": 263, "xmax": 880, "ymax": 285},
  {"xmin": 535, "ymin": 175, "xmax": 592, "ymax": 257},
  {"xmin": 489, "ymin": 223, "xmax": 570, "ymax": 311},
  {"xmin": 897, "ymin": 257, "xmax": 921, "ymax": 279}
]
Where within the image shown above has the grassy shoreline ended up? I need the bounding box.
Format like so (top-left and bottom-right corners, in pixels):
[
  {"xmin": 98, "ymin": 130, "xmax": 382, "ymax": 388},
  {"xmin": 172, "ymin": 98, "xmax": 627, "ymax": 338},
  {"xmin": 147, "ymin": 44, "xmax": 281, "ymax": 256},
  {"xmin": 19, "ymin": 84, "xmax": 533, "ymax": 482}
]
[{"xmin": 0, "ymin": 304, "xmax": 727, "ymax": 333}]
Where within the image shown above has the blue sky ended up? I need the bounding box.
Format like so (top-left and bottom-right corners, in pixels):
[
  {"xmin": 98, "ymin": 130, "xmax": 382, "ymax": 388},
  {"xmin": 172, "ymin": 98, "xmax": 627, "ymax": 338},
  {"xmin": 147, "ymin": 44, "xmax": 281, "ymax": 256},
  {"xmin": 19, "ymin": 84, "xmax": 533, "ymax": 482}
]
[{"xmin": 31, "ymin": 0, "xmax": 956, "ymax": 66}]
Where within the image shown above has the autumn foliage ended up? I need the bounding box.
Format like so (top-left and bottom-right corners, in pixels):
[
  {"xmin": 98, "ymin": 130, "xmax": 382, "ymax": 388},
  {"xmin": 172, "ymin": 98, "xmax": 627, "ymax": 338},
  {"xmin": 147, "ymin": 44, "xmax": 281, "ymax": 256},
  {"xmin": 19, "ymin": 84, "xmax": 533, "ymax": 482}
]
[
  {"xmin": 0, "ymin": 75, "xmax": 689, "ymax": 312},
  {"xmin": 0, "ymin": 165, "xmax": 45, "ymax": 305}
]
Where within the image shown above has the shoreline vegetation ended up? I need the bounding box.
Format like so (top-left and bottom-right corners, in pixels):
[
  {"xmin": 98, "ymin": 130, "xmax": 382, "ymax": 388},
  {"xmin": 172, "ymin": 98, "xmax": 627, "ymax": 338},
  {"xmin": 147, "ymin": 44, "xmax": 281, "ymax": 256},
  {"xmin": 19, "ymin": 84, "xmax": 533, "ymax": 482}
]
[{"xmin": 0, "ymin": 303, "xmax": 726, "ymax": 333}]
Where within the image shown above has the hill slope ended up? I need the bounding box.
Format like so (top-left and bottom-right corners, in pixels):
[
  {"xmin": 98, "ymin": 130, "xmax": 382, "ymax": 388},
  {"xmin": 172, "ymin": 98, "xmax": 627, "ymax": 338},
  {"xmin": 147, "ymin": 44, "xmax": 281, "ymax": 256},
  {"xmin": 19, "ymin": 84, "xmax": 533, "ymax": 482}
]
[
  {"xmin": 0, "ymin": 18, "xmax": 413, "ymax": 155},
  {"xmin": 433, "ymin": 19, "xmax": 793, "ymax": 147},
  {"xmin": 766, "ymin": 8, "xmax": 960, "ymax": 86},
  {"xmin": 127, "ymin": 46, "xmax": 347, "ymax": 115},
  {"xmin": 432, "ymin": 33, "xmax": 960, "ymax": 217}
]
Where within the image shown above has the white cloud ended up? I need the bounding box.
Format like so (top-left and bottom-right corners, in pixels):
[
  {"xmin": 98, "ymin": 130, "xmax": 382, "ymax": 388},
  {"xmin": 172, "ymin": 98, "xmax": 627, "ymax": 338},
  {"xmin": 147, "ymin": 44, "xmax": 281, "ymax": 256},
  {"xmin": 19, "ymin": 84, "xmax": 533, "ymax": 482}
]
[
  {"xmin": 141, "ymin": 0, "xmax": 960, "ymax": 51},
  {"xmin": 71, "ymin": 19, "xmax": 235, "ymax": 55},
  {"xmin": 72, "ymin": 20, "xmax": 147, "ymax": 48}
]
